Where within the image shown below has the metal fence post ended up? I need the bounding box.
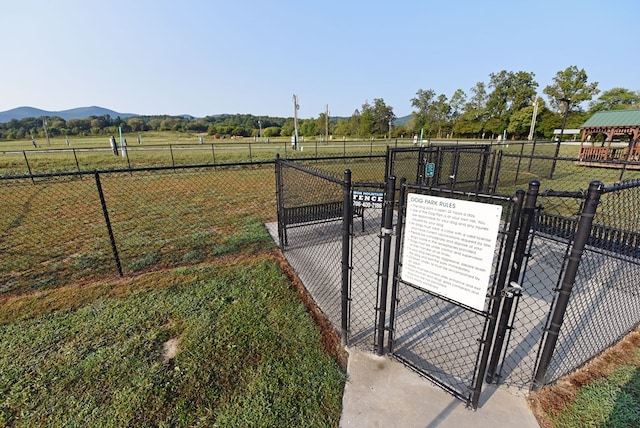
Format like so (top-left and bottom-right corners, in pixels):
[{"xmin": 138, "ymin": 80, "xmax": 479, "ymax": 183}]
[
  {"xmin": 531, "ymin": 180, "xmax": 603, "ymax": 391},
  {"xmin": 341, "ymin": 169, "xmax": 353, "ymax": 346},
  {"xmin": 486, "ymin": 180, "xmax": 540, "ymax": 383},
  {"xmin": 72, "ymin": 148, "xmax": 81, "ymax": 173},
  {"xmin": 94, "ymin": 172, "xmax": 123, "ymax": 277},
  {"xmin": 375, "ymin": 176, "xmax": 396, "ymax": 355},
  {"xmin": 23, "ymin": 151, "xmax": 34, "ymax": 184},
  {"xmin": 274, "ymin": 155, "xmax": 285, "ymax": 247},
  {"xmin": 387, "ymin": 178, "xmax": 407, "ymax": 352}
]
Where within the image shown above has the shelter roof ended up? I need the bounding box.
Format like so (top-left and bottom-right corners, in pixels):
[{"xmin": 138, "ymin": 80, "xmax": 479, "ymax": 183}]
[{"xmin": 582, "ymin": 109, "xmax": 640, "ymax": 128}]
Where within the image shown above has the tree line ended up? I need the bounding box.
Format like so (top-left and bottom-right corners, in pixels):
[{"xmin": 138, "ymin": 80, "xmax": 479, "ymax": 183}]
[{"xmin": 2, "ymin": 66, "xmax": 639, "ymax": 142}]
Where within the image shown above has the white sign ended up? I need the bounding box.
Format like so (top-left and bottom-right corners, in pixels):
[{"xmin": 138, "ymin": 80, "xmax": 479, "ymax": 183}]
[
  {"xmin": 401, "ymin": 193, "xmax": 502, "ymax": 311},
  {"xmin": 553, "ymin": 129, "xmax": 580, "ymax": 135}
]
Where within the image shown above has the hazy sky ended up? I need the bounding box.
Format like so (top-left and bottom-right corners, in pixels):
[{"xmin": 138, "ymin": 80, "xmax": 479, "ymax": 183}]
[{"xmin": 2, "ymin": 0, "xmax": 638, "ymax": 118}]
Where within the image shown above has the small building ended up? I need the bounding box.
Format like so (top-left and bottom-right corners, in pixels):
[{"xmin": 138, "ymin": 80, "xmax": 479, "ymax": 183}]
[{"xmin": 579, "ymin": 109, "xmax": 640, "ymax": 163}]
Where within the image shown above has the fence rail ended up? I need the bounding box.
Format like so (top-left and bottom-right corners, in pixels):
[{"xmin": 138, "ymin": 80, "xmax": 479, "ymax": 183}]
[{"xmin": 4, "ymin": 147, "xmax": 640, "ymax": 400}]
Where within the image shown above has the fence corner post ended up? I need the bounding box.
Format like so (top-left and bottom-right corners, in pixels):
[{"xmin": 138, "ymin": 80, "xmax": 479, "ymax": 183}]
[
  {"xmin": 531, "ymin": 180, "xmax": 603, "ymax": 391},
  {"xmin": 341, "ymin": 169, "xmax": 353, "ymax": 346},
  {"xmin": 375, "ymin": 176, "xmax": 396, "ymax": 355}
]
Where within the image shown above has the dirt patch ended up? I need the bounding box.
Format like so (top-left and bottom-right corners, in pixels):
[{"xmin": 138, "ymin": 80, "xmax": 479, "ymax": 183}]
[
  {"xmin": 272, "ymin": 250, "xmax": 348, "ymax": 371},
  {"xmin": 528, "ymin": 328, "xmax": 640, "ymax": 427},
  {"xmin": 162, "ymin": 337, "xmax": 180, "ymax": 363}
]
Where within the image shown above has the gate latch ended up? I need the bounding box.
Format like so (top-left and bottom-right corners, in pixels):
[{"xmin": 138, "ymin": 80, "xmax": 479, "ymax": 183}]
[{"xmin": 501, "ymin": 281, "xmax": 522, "ymax": 298}]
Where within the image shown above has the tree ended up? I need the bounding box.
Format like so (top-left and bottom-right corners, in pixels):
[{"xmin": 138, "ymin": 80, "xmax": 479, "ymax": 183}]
[
  {"xmin": 358, "ymin": 102, "xmax": 375, "ymax": 137},
  {"xmin": 486, "ymin": 70, "xmax": 538, "ymax": 124},
  {"xmin": 127, "ymin": 117, "xmax": 147, "ymax": 132},
  {"xmin": 543, "ymin": 65, "xmax": 599, "ymax": 112},
  {"xmin": 432, "ymin": 94, "xmax": 451, "ymax": 138},
  {"xmin": 507, "ymin": 106, "xmax": 535, "ymax": 139},
  {"xmin": 589, "ymin": 87, "xmax": 640, "ymax": 113},
  {"xmin": 370, "ymin": 98, "xmax": 395, "ymax": 137},
  {"xmin": 449, "ymin": 89, "xmax": 467, "ymax": 137},
  {"xmin": 410, "ymin": 89, "xmax": 436, "ymax": 135}
]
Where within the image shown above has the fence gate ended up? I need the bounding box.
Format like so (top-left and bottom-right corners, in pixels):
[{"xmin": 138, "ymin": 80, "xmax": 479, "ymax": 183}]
[{"xmin": 382, "ymin": 180, "xmax": 539, "ymax": 409}]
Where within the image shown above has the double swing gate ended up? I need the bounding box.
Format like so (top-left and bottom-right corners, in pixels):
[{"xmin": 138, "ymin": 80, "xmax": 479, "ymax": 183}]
[{"xmin": 276, "ymin": 149, "xmax": 640, "ymax": 410}]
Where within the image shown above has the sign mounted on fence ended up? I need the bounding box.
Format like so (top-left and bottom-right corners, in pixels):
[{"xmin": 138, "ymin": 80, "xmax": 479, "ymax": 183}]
[
  {"xmin": 425, "ymin": 162, "xmax": 435, "ymax": 178},
  {"xmin": 353, "ymin": 190, "xmax": 383, "ymax": 208},
  {"xmin": 400, "ymin": 193, "xmax": 502, "ymax": 311}
]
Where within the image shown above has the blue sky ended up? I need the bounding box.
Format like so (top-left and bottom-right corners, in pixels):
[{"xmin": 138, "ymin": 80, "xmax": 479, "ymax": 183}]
[{"xmin": 1, "ymin": 0, "xmax": 638, "ymax": 118}]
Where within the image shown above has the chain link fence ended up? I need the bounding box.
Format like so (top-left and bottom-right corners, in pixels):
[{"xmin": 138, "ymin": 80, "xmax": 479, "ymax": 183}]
[
  {"xmin": 1, "ymin": 163, "xmax": 276, "ymax": 297},
  {"xmin": 541, "ymin": 179, "xmax": 640, "ymax": 385},
  {"xmin": 4, "ymin": 145, "xmax": 640, "ymax": 397}
]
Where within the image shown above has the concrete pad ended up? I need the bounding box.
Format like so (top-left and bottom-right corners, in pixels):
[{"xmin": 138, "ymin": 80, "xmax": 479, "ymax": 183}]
[{"xmin": 340, "ymin": 348, "xmax": 540, "ymax": 428}]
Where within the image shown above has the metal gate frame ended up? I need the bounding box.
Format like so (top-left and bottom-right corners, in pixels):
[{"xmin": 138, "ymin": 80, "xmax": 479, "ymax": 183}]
[{"xmin": 377, "ymin": 179, "xmax": 540, "ymax": 409}]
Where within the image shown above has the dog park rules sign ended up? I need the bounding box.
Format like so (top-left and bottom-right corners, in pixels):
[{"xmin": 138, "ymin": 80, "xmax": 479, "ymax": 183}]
[{"xmin": 400, "ymin": 193, "xmax": 502, "ymax": 311}]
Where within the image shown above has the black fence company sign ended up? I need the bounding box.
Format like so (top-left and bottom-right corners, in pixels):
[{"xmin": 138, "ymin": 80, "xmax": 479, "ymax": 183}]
[{"xmin": 353, "ymin": 190, "xmax": 383, "ymax": 208}]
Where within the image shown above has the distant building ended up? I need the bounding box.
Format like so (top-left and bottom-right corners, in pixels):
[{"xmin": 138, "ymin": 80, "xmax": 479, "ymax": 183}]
[{"xmin": 579, "ymin": 109, "xmax": 640, "ymax": 163}]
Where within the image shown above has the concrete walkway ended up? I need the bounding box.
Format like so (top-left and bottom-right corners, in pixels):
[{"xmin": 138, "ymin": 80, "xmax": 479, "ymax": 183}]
[
  {"xmin": 340, "ymin": 347, "xmax": 540, "ymax": 428},
  {"xmin": 266, "ymin": 221, "xmax": 540, "ymax": 427}
]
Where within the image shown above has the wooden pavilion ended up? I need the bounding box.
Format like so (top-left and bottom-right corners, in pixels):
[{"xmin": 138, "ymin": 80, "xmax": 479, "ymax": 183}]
[{"xmin": 579, "ymin": 109, "xmax": 640, "ymax": 163}]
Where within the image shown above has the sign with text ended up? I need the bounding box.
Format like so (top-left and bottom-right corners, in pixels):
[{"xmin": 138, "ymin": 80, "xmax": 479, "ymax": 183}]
[
  {"xmin": 353, "ymin": 190, "xmax": 383, "ymax": 208},
  {"xmin": 400, "ymin": 193, "xmax": 502, "ymax": 311}
]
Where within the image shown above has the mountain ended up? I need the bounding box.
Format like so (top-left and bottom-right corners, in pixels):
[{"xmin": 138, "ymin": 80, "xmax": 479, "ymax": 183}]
[
  {"xmin": 394, "ymin": 114, "xmax": 412, "ymax": 126},
  {"xmin": 0, "ymin": 106, "xmax": 137, "ymax": 123}
]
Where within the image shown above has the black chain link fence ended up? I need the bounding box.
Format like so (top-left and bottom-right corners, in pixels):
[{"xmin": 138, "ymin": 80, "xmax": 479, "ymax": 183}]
[
  {"xmin": 274, "ymin": 159, "xmax": 346, "ymax": 332},
  {"xmin": 493, "ymin": 191, "xmax": 583, "ymax": 388},
  {"xmin": 1, "ymin": 163, "xmax": 276, "ymax": 297},
  {"xmin": 542, "ymin": 179, "xmax": 640, "ymax": 385},
  {"xmin": 275, "ymin": 156, "xmax": 388, "ymax": 349},
  {"xmin": 4, "ymin": 144, "xmax": 640, "ymax": 396}
]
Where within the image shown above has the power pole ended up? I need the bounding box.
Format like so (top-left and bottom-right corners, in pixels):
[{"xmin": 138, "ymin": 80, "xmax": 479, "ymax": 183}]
[
  {"xmin": 528, "ymin": 97, "xmax": 539, "ymax": 141},
  {"xmin": 293, "ymin": 94, "xmax": 299, "ymax": 150},
  {"xmin": 325, "ymin": 104, "xmax": 329, "ymax": 143},
  {"xmin": 42, "ymin": 117, "xmax": 51, "ymax": 146}
]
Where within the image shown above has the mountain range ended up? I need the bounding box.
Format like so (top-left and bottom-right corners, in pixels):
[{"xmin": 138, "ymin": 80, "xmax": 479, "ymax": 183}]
[
  {"xmin": 0, "ymin": 105, "xmax": 413, "ymax": 125},
  {"xmin": 0, "ymin": 106, "xmax": 137, "ymax": 123}
]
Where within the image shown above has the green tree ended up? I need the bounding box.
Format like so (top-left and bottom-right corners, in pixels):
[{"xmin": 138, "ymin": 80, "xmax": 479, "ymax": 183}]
[
  {"xmin": 370, "ymin": 98, "xmax": 395, "ymax": 137},
  {"xmin": 127, "ymin": 117, "xmax": 147, "ymax": 132},
  {"xmin": 543, "ymin": 65, "xmax": 599, "ymax": 112},
  {"xmin": 358, "ymin": 102, "xmax": 374, "ymax": 137},
  {"xmin": 486, "ymin": 70, "xmax": 538, "ymax": 131},
  {"xmin": 410, "ymin": 89, "xmax": 437, "ymax": 135},
  {"xmin": 506, "ymin": 106, "xmax": 535, "ymax": 138},
  {"xmin": 449, "ymin": 89, "xmax": 466, "ymax": 137},
  {"xmin": 432, "ymin": 94, "xmax": 451, "ymax": 138},
  {"xmin": 589, "ymin": 87, "xmax": 640, "ymax": 113}
]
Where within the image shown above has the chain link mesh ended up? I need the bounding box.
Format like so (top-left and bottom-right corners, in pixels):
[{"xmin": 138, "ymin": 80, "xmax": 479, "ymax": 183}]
[
  {"xmin": 544, "ymin": 181, "xmax": 640, "ymax": 384},
  {"xmin": 1, "ymin": 165, "xmax": 276, "ymax": 297}
]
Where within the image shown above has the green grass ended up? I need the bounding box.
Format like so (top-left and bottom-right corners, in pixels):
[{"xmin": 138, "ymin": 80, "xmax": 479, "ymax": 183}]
[
  {"xmin": 0, "ymin": 133, "xmax": 408, "ymax": 175},
  {"xmin": 0, "ymin": 257, "xmax": 346, "ymax": 427},
  {"xmin": 532, "ymin": 333, "xmax": 640, "ymax": 428},
  {"xmin": 550, "ymin": 364, "xmax": 640, "ymax": 427},
  {"xmin": 0, "ymin": 167, "xmax": 278, "ymax": 296}
]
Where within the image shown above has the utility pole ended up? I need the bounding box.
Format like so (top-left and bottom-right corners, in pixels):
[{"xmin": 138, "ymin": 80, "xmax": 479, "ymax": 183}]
[
  {"xmin": 528, "ymin": 97, "xmax": 539, "ymax": 141},
  {"xmin": 258, "ymin": 119, "xmax": 262, "ymax": 141},
  {"xmin": 549, "ymin": 97, "xmax": 571, "ymax": 179},
  {"xmin": 325, "ymin": 104, "xmax": 329, "ymax": 143},
  {"xmin": 42, "ymin": 117, "xmax": 51, "ymax": 146},
  {"xmin": 293, "ymin": 94, "xmax": 299, "ymax": 150}
]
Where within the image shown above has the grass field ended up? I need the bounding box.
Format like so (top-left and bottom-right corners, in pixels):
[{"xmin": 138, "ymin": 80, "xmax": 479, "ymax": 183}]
[
  {"xmin": 0, "ymin": 255, "xmax": 346, "ymax": 427},
  {"xmin": 2, "ymin": 133, "xmax": 640, "ymax": 426}
]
